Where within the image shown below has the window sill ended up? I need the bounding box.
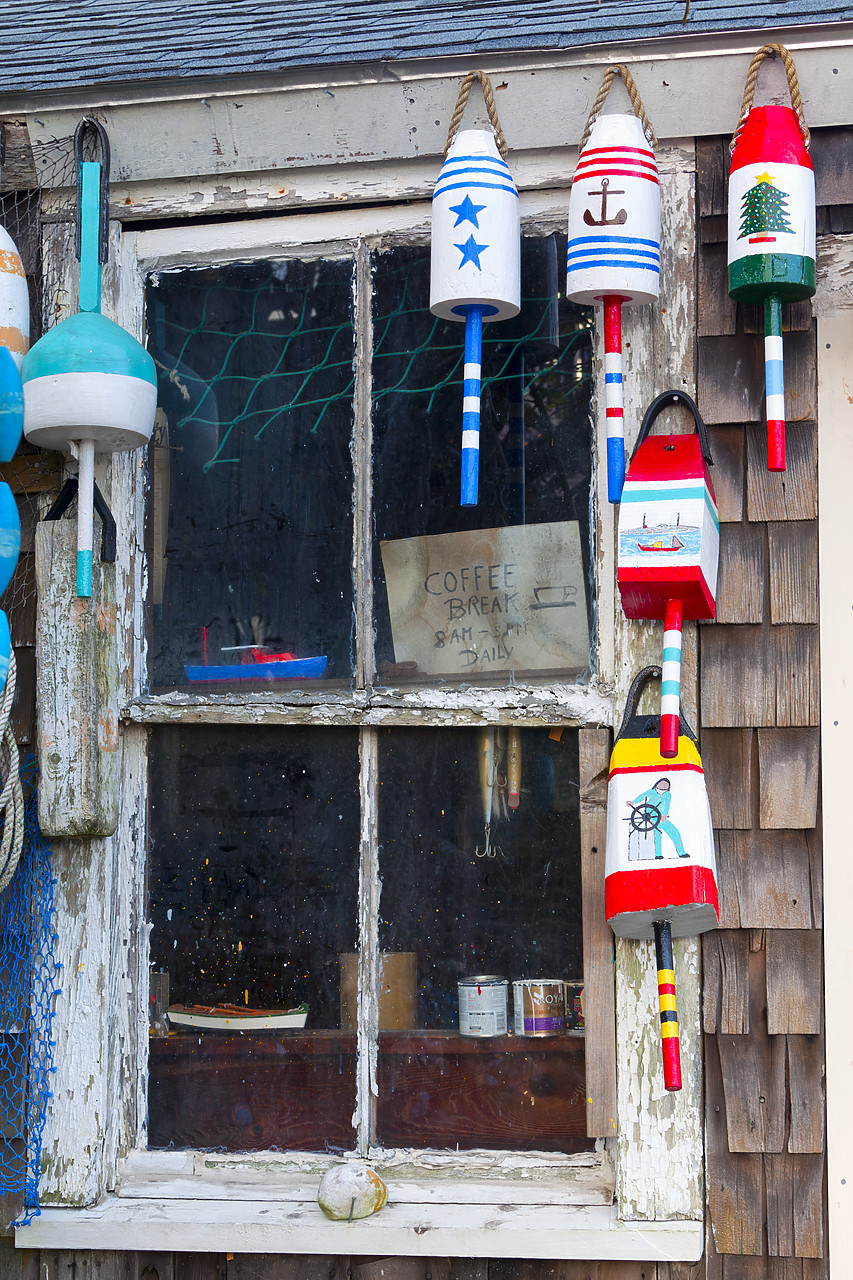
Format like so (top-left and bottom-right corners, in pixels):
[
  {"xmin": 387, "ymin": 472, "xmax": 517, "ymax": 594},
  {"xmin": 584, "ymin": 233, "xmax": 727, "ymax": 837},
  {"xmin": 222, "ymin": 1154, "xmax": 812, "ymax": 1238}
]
[{"xmin": 15, "ymin": 1152, "xmax": 702, "ymax": 1261}]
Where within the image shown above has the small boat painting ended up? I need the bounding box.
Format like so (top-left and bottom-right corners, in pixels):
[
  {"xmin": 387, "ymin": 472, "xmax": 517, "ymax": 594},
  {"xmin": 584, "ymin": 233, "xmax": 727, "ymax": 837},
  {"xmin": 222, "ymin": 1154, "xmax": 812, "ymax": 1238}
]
[{"xmin": 620, "ymin": 513, "xmax": 700, "ymax": 561}]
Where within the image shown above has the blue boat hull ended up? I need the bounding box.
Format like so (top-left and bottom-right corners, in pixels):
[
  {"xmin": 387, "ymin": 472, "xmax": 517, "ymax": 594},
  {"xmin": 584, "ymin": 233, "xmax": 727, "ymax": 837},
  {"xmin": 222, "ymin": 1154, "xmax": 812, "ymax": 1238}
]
[{"xmin": 184, "ymin": 656, "xmax": 327, "ymax": 683}]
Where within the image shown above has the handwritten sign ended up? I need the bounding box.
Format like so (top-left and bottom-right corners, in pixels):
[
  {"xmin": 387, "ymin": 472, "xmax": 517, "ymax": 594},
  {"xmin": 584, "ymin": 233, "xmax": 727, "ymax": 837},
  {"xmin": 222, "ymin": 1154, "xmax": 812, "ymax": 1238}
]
[{"xmin": 380, "ymin": 522, "xmax": 589, "ymax": 677}]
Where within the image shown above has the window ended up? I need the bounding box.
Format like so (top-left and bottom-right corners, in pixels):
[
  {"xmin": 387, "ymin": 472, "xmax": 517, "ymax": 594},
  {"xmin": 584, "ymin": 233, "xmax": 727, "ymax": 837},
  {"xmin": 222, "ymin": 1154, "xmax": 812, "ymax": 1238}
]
[{"xmin": 141, "ymin": 217, "xmax": 601, "ymax": 1158}]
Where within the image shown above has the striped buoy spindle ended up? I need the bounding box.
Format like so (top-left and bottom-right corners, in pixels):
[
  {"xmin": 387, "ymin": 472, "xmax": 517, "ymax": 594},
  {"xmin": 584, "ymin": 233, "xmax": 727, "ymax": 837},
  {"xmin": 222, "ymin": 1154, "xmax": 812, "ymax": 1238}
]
[
  {"xmin": 603, "ymin": 298, "xmax": 627, "ymax": 502},
  {"xmin": 654, "ymin": 920, "xmax": 682, "ymax": 1091},
  {"xmin": 660, "ymin": 598, "xmax": 683, "ymax": 759},
  {"xmin": 461, "ymin": 305, "xmax": 484, "ymax": 506},
  {"xmin": 764, "ymin": 296, "xmax": 785, "ymax": 471}
]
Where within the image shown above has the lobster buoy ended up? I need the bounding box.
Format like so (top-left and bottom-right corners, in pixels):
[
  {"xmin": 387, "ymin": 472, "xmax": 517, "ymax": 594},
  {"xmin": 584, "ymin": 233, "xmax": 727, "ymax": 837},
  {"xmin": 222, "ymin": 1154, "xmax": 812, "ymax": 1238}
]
[
  {"xmin": 606, "ymin": 665, "xmax": 719, "ymax": 1090},
  {"xmin": 0, "ymin": 224, "xmax": 29, "ymax": 374},
  {"xmin": 617, "ymin": 392, "xmax": 718, "ymax": 758},
  {"xmin": 431, "ymin": 90, "xmax": 520, "ymax": 507},
  {"xmin": 728, "ymin": 46, "xmax": 815, "ymax": 472},
  {"xmin": 22, "ymin": 119, "xmax": 156, "ymax": 598},
  {"xmin": 567, "ymin": 69, "xmax": 660, "ymax": 503}
]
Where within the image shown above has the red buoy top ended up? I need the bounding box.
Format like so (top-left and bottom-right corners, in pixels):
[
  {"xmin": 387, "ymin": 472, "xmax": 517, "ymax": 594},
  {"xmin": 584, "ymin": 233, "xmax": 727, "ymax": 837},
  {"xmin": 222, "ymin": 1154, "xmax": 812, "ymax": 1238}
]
[{"xmin": 730, "ymin": 104, "xmax": 813, "ymax": 174}]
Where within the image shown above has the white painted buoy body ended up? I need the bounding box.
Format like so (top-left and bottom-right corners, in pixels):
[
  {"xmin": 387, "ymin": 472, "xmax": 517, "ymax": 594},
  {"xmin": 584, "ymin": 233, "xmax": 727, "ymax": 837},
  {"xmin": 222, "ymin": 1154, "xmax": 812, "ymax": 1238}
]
[
  {"xmin": 430, "ymin": 128, "xmax": 520, "ymax": 322},
  {"xmin": 317, "ymin": 1164, "xmax": 388, "ymax": 1221},
  {"xmin": 0, "ymin": 225, "xmax": 29, "ymax": 372},
  {"xmin": 22, "ymin": 310, "xmax": 157, "ymax": 454},
  {"xmin": 566, "ymin": 114, "xmax": 661, "ymax": 307}
]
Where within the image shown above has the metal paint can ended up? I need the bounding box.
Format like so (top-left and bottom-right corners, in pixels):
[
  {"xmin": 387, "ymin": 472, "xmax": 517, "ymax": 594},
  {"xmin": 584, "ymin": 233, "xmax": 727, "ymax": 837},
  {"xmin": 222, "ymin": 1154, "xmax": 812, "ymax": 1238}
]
[
  {"xmin": 565, "ymin": 980, "xmax": 585, "ymax": 1031},
  {"xmin": 512, "ymin": 979, "xmax": 566, "ymax": 1036},
  {"xmin": 458, "ymin": 975, "xmax": 508, "ymax": 1037}
]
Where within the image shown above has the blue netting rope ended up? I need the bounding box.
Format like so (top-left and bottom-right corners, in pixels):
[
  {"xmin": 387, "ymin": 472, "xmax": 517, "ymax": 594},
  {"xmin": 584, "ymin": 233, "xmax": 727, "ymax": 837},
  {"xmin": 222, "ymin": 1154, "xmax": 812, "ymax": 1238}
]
[{"xmin": 0, "ymin": 753, "xmax": 58, "ymax": 1225}]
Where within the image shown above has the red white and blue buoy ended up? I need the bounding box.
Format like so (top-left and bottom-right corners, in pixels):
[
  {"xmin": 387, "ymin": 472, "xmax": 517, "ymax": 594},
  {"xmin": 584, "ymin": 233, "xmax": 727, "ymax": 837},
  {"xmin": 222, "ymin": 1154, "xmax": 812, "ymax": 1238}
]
[
  {"xmin": 567, "ymin": 70, "xmax": 660, "ymax": 503},
  {"xmin": 431, "ymin": 93, "xmax": 520, "ymax": 507}
]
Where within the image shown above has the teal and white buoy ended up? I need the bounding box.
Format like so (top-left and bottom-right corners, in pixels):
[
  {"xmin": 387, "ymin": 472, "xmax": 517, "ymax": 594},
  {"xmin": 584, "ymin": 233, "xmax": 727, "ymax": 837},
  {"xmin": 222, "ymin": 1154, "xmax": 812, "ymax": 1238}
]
[{"xmin": 22, "ymin": 119, "xmax": 156, "ymax": 597}]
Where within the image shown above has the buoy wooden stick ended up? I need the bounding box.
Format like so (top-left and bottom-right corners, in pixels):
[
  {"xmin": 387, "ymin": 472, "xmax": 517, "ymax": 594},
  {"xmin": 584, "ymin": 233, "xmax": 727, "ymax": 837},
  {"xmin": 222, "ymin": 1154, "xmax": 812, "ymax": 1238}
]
[
  {"xmin": 764, "ymin": 295, "xmax": 785, "ymax": 471},
  {"xmin": 74, "ymin": 160, "xmax": 102, "ymax": 597},
  {"xmin": 660, "ymin": 598, "xmax": 683, "ymax": 759},
  {"xmin": 654, "ymin": 920, "xmax": 682, "ymax": 1091},
  {"xmin": 603, "ymin": 297, "xmax": 627, "ymax": 502},
  {"xmin": 461, "ymin": 305, "xmax": 484, "ymax": 506}
]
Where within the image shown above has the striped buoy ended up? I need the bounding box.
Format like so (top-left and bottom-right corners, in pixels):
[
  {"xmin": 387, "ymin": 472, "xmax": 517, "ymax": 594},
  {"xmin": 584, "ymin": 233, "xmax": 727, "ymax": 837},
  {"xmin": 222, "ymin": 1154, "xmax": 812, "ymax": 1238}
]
[
  {"xmin": 617, "ymin": 393, "xmax": 718, "ymax": 758},
  {"xmin": 728, "ymin": 47, "xmax": 815, "ymax": 472},
  {"xmin": 567, "ymin": 73, "xmax": 660, "ymax": 504},
  {"xmin": 432, "ymin": 76, "xmax": 520, "ymax": 507},
  {"xmin": 605, "ymin": 666, "xmax": 718, "ymax": 1091}
]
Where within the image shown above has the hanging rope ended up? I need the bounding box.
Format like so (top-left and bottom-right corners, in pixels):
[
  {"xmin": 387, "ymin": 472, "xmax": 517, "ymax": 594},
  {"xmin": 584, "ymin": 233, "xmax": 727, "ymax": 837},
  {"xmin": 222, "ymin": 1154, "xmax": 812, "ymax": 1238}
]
[
  {"xmin": 730, "ymin": 43, "xmax": 810, "ymax": 153},
  {"xmin": 0, "ymin": 652, "xmax": 23, "ymax": 893},
  {"xmin": 444, "ymin": 70, "xmax": 509, "ymax": 159},
  {"xmin": 578, "ymin": 64, "xmax": 657, "ymax": 153}
]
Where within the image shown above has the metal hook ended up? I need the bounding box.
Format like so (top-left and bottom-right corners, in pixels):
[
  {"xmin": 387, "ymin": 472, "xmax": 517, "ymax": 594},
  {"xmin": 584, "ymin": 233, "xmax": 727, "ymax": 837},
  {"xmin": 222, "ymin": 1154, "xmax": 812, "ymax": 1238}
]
[{"xmin": 74, "ymin": 117, "xmax": 111, "ymax": 265}]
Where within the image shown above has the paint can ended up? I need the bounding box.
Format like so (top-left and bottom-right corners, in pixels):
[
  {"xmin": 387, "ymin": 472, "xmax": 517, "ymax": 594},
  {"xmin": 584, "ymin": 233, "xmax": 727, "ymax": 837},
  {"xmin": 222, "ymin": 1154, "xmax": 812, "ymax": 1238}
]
[
  {"xmin": 512, "ymin": 979, "xmax": 566, "ymax": 1036},
  {"xmin": 565, "ymin": 981, "xmax": 585, "ymax": 1031},
  {"xmin": 458, "ymin": 975, "xmax": 508, "ymax": 1037}
]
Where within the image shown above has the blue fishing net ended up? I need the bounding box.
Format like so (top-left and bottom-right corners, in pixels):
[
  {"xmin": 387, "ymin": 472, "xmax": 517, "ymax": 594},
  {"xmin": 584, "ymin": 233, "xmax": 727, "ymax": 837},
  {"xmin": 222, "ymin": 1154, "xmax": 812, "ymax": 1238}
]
[{"xmin": 0, "ymin": 758, "xmax": 58, "ymax": 1225}]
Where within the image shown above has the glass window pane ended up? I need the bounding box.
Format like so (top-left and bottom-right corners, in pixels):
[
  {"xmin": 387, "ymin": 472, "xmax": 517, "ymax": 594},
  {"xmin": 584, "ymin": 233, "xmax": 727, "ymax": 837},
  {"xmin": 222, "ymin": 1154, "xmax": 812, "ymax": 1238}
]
[
  {"xmin": 372, "ymin": 238, "xmax": 593, "ymax": 686},
  {"xmin": 375, "ymin": 726, "xmax": 590, "ymax": 1152},
  {"xmin": 146, "ymin": 258, "xmax": 355, "ymax": 691},
  {"xmin": 147, "ymin": 725, "xmax": 359, "ymax": 1153}
]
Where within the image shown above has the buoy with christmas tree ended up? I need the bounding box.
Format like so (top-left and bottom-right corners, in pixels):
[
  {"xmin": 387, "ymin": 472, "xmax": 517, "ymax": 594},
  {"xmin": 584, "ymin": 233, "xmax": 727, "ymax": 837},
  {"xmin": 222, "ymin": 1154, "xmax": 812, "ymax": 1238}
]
[
  {"xmin": 728, "ymin": 44, "xmax": 815, "ymax": 472},
  {"xmin": 431, "ymin": 71, "xmax": 520, "ymax": 507},
  {"xmin": 566, "ymin": 65, "xmax": 660, "ymax": 503}
]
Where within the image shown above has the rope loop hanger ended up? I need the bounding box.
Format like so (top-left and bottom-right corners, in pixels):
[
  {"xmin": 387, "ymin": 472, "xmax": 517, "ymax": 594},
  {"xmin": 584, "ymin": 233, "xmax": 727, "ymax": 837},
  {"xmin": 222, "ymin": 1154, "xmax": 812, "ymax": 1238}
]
[
  {"xmin": 730, "ymin": 43, "xmax": 811, "ymax": 154},
  {"xmin": 578, "ymin": 63, "xmax": 657, "ymax": 153},
  {"xmin": 444, "ymin": 69, "xmax": 509, "ymax": 159}
]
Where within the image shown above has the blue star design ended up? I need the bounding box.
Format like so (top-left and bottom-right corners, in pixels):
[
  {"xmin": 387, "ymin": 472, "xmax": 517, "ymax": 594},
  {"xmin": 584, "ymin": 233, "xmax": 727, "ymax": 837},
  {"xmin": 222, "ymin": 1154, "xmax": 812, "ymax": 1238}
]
[
  {"xmin": 449, "ymin": 194, "xmax": 486, "ymax": 228},
  {"xmin": 455, "ymin": 235, "xmax": 489, "ymax": 270}
]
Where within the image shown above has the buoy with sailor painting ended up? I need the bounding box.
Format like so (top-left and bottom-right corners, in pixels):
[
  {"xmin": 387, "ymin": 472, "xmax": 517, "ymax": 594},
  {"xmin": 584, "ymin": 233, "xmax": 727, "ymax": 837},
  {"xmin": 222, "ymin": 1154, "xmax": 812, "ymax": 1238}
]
[
  {"xmin": 605, "ymin": 665, "xmax": 719, "ymax": 1090},
  {"xmin": 617, "ymin": 392, "xmax": 718, "ymax": 759},
  {"xmin": 431, "ymin": 72, "xmax": 520, "ymax": 507},
  {"xmin": 566, "ymin": 65, "xmax": 660, "ymax": 503},
  {"xmin": 727, "ymin": 44, "xmax": 815, "ymax": 472}
]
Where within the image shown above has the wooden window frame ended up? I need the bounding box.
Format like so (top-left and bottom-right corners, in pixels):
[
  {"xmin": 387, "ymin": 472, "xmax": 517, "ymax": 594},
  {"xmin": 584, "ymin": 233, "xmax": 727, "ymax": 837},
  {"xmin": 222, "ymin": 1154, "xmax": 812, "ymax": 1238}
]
[{"xmin": 16, "ymin": 183, "xmax": 703, "ymax": 1261}]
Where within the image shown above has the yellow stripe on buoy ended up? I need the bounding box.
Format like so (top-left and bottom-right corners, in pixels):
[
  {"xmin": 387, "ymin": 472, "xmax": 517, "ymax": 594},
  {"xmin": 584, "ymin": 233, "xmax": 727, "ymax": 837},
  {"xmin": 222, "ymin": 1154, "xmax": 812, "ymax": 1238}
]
[
  {"xmin": 0, "ymin": 249, "xmax": 25, "ymax": 278},
  {"xmin": 660, "ymin": 1021, "xmax": 680, "ymax": 1038},
  {"xmin": 659, "ymin": 993, "xmax": 677, "ymax": 1011}
]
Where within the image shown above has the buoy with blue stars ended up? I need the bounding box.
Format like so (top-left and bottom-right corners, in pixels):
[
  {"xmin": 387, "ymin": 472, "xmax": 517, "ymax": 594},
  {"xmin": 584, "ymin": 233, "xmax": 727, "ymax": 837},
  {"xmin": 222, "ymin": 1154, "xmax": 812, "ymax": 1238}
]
[
  {"xmin": 23, "ymin": 120, "xmax": 157, "ymax": 598},
  {"xmin": 430, "ymin": 127, "xmax": 520, "ymax": 506}
]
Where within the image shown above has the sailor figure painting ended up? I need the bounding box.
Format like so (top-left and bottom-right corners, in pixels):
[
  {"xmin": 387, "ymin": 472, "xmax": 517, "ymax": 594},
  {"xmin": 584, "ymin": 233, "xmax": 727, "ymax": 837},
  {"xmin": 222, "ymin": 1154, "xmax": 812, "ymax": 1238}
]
[{"xmin": 626, "ymin": 777, "xmax": 688, "ymax": 860}]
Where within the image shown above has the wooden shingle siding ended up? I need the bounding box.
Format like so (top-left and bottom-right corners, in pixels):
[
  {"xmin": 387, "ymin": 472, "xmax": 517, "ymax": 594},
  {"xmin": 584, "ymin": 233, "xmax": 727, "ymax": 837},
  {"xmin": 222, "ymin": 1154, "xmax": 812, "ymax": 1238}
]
[
  {"xmin": 697, "ymin": 131, "xmax": 827, "ymax": 1279},
  {"xmin": 716, "ymin": 526, "xmax": 765, "ymax": 625},
  {"xmin": 756, "ymin": 730, "xmax": 820, "ymax": 830},
  {"xmin": 702, "ymin": 730, "xmax": 754, "ymax": 830},
  {"xmin": 767, "ymin": 525, "xmax": 819, "ymax": 626}
]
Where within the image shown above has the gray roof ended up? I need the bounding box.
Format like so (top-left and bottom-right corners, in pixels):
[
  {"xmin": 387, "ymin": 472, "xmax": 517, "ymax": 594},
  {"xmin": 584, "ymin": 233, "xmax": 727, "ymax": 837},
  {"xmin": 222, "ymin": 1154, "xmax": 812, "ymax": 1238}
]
[{"xmin": 0, "ymin": 0, "xmax": 849, "ymax": 95}]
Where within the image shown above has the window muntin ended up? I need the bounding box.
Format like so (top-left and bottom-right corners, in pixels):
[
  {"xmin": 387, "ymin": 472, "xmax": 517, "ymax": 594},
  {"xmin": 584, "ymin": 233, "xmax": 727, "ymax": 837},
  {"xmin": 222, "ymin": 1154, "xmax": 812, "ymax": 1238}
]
[{"xmin": 142, "ymin": 229, "xmax": 596, "ymax": 1158}]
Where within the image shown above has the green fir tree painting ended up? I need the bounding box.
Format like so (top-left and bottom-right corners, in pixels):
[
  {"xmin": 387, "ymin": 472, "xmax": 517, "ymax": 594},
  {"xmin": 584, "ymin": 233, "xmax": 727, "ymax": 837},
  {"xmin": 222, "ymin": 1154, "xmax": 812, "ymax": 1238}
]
[{"xmin": 738, "ymin": 170, "xmax": 794, "ymax": 239}]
